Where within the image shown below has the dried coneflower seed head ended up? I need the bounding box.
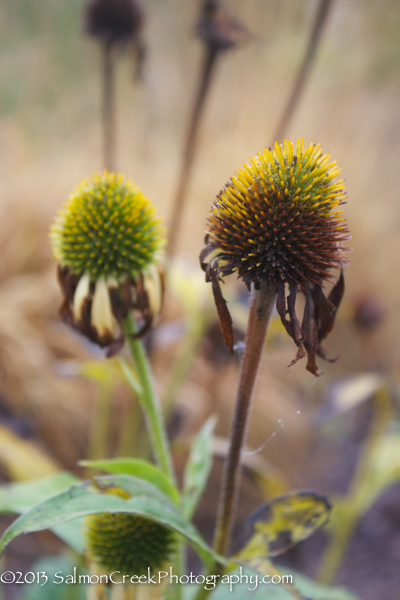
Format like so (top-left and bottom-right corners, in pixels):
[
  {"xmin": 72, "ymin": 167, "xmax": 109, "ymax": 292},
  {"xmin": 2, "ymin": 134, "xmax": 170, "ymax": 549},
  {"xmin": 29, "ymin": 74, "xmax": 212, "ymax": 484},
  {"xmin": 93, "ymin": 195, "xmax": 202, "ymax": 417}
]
[
  {"xmin": 201, "ymin": 139, "xmax": 351, "ymax": 375},
  {"xmin": 50, "ymin": 172, "xmax": 165, "ymax": 356},
  {"xmin": 85, "ymin": 0, "xmax": 143, "ymax": 46},
  {"xmin": 86, "ymin": 487, "xmax": 175, "ymax": 576},
  {"xmin": 196, "ymin": 0, "xmax": 249, "ymax": 52}
]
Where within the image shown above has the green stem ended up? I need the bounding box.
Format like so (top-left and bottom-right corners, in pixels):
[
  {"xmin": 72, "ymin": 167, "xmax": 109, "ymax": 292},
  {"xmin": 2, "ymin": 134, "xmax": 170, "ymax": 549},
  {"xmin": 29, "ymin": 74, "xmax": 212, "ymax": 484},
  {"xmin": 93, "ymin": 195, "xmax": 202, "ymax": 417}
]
[
  {"xmin": 123, "ymin": 313, "xmax": 175, "ymax": 484},
  {"xmin": 213, "ymin": 282, "xmax": 277, "ymax": 557}
]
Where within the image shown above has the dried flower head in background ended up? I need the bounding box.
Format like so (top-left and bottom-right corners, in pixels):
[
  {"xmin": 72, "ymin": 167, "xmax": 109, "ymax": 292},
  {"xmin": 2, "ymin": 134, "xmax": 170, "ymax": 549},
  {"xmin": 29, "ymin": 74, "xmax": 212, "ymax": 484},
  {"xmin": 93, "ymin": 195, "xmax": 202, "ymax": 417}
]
[
  {"xmin": 201, "ymin": 139, "xmax": 351, "ymax": 375},
  {"xmin": 196, "ymin": 0, "xmax": 249, "ymax": 52},
  {"xmin": 85, "ymin": 0, "xmax": 143, "ymax": 46},
  {"xmin": 50, "ymin": 172, "xmax": 164, "ymax": 356},
  {"xmin": 86, "ymin": 486, "xmax": 175, "ymax": 575}
]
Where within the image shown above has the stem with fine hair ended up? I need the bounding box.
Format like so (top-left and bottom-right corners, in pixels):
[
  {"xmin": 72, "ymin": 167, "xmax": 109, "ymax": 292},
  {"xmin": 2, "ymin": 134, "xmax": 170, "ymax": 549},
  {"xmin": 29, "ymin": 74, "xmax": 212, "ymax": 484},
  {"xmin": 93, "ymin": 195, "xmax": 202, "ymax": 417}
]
[
  {"xmin": 167, "ymin": 45, "xmax": 219, "ymax": 258},
  {"xmin": 213, "ymin": 282, "xmax": 277, "ymax": 557},
  {"xmin": 102, "ymin": 42, "xmax": 116, "ymax": 171},
  {"xmin": 273, "ymin": 0, "xmax": 335, "ymax": 142},
  {"xmin": 123, "ymin": 313, "xmax": 175, "ymax": 484}
]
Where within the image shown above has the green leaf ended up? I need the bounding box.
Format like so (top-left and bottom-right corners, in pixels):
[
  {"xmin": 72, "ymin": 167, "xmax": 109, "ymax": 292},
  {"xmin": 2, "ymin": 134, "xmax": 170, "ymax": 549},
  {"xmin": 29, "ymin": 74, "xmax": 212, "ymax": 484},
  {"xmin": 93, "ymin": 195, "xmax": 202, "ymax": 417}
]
[
  {"xmin": 0, "ymin": 475, "xmax": 222, "ymax": 569},
  {"xmin": 79, "ymin": 458, "xmax": 180, "ymax": 504},
  {"xmin": 182, "ymin": 416, "xmax": 217, "ymax": 518},
  {"xmin": 0, "ymin": 471, "xmax": 79, "ymax": 514},
  {"xmin": 236, "ymin": 492, "xmax": 331, "ymax": 561},
  {"xmin": 0, "ymin": 471, "xmax": 84, "ymax": 553}
]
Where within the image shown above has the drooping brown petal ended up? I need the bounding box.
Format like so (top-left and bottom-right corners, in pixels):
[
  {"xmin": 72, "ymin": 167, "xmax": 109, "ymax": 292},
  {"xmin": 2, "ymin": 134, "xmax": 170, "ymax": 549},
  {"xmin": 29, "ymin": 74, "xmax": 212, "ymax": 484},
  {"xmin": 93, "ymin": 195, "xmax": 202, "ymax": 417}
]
[
  {"xmin": 317, "ymin": 343, "xmax": 338, "ymax": 363},
  {"xmin": 209, "ymin": 264, "xmax": 234, "ymax": 353},
  {"xmin": 120, "ymin": 279, "xmax": 133, "ymax": 317},
  {"xmin": 276, "ymin": 280, "xmax": 306, "ymax": 367},
  {"xmin": 59, "ymin": 297, "xmax": 75, "ymax": 329},
  {"xmin": 287, "ymin": 284, "xmax": 304, "ymax": 346},
  {"xmin": 318, "ymin": 270, "xmax": 345, "ymax": 342},
  {"xmin": 276, "ymin": 280, "xmax": 292, "ymax": 338},
  {"xmin": 302, "ymin": 285, "xmax": 321, "ymax": 377},
  {"xmin": 199, "ymin": 241, "xmax": 214, "ymax": 276},
  {"xmin": 106, "ymin": 335, "xmax": 125, "ymax": 358},
  {"xmin": 313, "ymin": 284, "xmax": 336, "ymax": 316}
]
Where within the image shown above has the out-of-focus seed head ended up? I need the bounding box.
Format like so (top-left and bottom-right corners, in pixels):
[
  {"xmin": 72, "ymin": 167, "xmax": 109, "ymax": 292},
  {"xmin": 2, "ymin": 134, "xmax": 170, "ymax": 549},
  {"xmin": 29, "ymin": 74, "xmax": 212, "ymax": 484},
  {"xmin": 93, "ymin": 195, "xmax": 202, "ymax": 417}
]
[
  {"xmin": 85, "ymin": 0, "xmax": 143, "ymax": 46},
  {"xmin": 201, "ymin": 139, "xmax": 351, "ymax": 376},
  {"xmin": 196, "ymin": 0, "xmax": 249, "ymax": 52},
  {"xmin": 86, "ymin": 486, "xmax": 175, "ymax": 576},
  {"xmin": 50, "ymin": 172, "xmax": 164, "ymax": 356}
]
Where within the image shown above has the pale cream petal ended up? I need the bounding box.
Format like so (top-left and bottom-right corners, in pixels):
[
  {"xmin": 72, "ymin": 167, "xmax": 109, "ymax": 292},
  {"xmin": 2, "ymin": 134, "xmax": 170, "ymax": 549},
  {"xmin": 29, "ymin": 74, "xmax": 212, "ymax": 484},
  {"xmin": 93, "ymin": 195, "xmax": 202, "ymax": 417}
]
[
  {"xmin": 91, "ymin": 277, "xmax": 118, "ymax": 339},
  {"xmin": 72, "ymin": 273, "xmax": 91, "ymax": 321},
  {"xmin": 143, "ymin": 263, "xmax": 163, "ymax": 317}
]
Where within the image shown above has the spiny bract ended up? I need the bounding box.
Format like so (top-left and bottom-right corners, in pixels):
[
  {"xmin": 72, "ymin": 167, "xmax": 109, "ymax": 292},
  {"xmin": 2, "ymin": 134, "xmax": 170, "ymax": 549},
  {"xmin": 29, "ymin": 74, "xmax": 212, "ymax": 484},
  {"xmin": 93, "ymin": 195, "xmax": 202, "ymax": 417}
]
[
  {"xmin": 50, "ymin": 172, "xmax": 164, "ymax": 281},
  {"xmin": 86, "ymin": 487, "xmax": 175, "ymax": 576},
  {"xmin": 204, "ymin": 138, "xmax": 350, "ymax": 287}
]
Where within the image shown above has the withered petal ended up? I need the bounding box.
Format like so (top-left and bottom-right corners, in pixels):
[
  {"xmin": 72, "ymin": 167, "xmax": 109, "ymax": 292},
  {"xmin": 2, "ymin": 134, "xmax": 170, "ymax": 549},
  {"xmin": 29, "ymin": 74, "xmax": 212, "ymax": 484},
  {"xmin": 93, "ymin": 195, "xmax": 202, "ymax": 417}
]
[
  {"xmin": 287, "ymin": 284, "xmax": 304, "ymax": 346},
  {"xmin": 59, "ymin": 297, "xmax": 75, "ymax": 328},
  {"xmin": 288, "ymin": 342, "xmax": 306, "ymax": 368},
  {"xmin": 313, "ymin": 284, "xmax": 336, "ymax": 316},
  {"xmin": 106, "ymin": 334, "xmax": 126, "ymax": 358},
  {"xmin": 109, "ymin": 286, "xmax": 124, "ymax": 323},
  {"xmin": 318, "ymin": 270, "xmax": 345, "ymax": 342},
  {"xmin": 302, "ymin": 285, "xmax": 322, "ymax": 377},
  {"xmin": 210, "ymin": 264, "xmax": 234, "ymax": 354},
  {"xmin": 317, "ymin": 343, "xmax": 339, "ymax": 363},
  {"xmin": 276, "ymin": 280, "xmax": 293, "ymax": 339}
]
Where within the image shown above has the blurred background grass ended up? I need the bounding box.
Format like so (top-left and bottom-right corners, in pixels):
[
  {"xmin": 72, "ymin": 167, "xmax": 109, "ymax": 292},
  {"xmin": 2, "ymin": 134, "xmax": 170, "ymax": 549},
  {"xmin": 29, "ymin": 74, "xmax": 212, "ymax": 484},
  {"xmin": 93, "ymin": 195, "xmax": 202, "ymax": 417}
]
[{"xmin": 0, "ymin": 0, "xmax": 400, "ymax": 598}]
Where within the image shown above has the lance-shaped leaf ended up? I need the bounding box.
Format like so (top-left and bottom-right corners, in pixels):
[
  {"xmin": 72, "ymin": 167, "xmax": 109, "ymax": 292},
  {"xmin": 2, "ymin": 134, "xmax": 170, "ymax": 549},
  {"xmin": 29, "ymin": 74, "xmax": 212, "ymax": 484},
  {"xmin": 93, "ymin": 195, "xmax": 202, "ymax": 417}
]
[
  {"xmin": 79, "ymin": 458, "xmax": 180, "ymax": 504},
  {"xmin": 0, "ymin": 471, "xmax": 84, "ymax": 553},
  {"xmin": 182, "ymin": 416, "xmax": 217, "ymax": 518},
  {"xmin": 0, "ymin": 475, "xmax": 222, "ymax": 569},
  {"xmin": 236, "ymin": 492, "xmax": 331, "ymax": 563}
]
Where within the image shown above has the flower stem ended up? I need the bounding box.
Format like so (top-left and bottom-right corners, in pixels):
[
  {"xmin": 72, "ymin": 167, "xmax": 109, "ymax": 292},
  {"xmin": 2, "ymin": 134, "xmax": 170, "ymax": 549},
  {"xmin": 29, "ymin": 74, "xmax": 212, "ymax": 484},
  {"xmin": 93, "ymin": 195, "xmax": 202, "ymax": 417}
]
[
  {"xmin": 103, "ymin": 42, "xmax": 116, "ymax": 171},
  {"xmin": 166, "ymin": 45, "xmax": 219, "ymax": 258},
  {"xmin": 213, "ymin": 282, "xmax": 277, "ymax": 557},
  {"xmin": 273, "ymin": 0, "xmax": 335, "ymax": 142},
  {"xmin": 123, "ymin": 313, "xmax": 175, "ymax": 484}
]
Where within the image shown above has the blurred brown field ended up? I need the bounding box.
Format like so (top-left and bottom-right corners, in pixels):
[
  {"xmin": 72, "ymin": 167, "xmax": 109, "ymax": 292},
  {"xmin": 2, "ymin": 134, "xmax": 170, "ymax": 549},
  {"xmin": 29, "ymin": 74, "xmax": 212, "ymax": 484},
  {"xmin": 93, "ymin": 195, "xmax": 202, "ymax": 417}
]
[{"xmin": 0, "ymin": 0, "xmax": 400, "ymax": 597}]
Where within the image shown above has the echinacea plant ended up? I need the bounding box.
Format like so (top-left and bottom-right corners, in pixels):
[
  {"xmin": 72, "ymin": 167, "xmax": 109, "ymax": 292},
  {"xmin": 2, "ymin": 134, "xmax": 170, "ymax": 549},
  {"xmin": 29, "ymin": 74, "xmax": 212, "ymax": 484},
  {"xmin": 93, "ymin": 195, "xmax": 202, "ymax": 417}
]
[
  {"xmin": 0, "ymin": 154, "xmax": 353, "ymax": 600},
  {"xmin": 200, "ymin": 138, "xmax": 351, "ymax": 557},
  {"xmin": 51, "ymin": 171, "xmax": 173, "ymax": 484}
]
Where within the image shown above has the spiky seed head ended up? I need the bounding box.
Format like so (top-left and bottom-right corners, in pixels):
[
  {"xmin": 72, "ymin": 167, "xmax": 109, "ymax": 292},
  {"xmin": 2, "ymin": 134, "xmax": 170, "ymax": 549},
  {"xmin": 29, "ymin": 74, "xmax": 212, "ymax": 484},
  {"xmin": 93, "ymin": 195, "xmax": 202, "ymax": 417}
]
[
  {"xmin": 50, "ymin": 173, "xmax": 164, "ymax": 356},
  {"xmin": 50, "ymin": 172, "xmax": 164, "ymax": 281},
  {"xmin": 201, "ymin": 139, "xmax": 351, "ymax": 375},
  {"xmin": 204, "ymin": 139, "xmax": 350, "ymax": 288},
  {"xmin": 85, "ymin": 0, "xmax": 143, "ymax": 45},
  {"xmin": 86, "ymin": 487, "xmax": 175, "ymax": 576}
]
